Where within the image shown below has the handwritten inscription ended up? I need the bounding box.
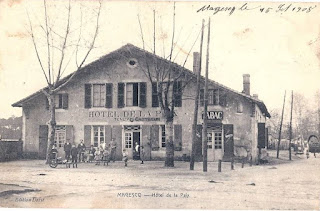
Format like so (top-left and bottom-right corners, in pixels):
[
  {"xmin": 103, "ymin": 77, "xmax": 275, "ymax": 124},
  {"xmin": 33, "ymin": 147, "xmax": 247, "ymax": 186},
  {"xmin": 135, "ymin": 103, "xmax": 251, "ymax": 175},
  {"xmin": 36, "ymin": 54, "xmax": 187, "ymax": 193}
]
[{"xmin": 197, "ymin": 3, "xmax": 317, "ymax": 15}]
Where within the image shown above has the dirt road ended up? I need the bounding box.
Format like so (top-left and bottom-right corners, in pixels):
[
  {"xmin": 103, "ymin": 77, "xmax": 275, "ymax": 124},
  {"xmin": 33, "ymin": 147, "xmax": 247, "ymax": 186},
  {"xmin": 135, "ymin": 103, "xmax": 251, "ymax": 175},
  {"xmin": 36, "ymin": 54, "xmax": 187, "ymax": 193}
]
[{"xmin": 0, "ymin": 150, "xmax": 319, "ymax": 209}]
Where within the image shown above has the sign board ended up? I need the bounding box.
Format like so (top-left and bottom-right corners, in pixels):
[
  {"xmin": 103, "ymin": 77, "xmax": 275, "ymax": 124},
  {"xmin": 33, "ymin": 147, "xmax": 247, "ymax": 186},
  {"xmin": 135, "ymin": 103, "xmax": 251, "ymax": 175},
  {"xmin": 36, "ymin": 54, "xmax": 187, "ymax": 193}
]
[
  {"xmin": 202, "ymin": 111, "xmax": 223, "ymax": 120},
  {"xmin": 88, "ymin": 110, "xmax": 163, "ymax": 122}
]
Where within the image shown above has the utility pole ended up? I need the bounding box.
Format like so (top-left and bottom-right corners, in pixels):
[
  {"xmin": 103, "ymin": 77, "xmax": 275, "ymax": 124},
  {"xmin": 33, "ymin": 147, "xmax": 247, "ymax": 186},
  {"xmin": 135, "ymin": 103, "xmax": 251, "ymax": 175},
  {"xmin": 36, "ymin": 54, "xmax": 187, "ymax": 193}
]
[
  {"xmin": 190, "ymin": 19, "xmax": 205, "ymax": 170},
  {"xmin": 277, "ymin": 91, "xmax": 286, "ymax": 159},
  {"xmin": 289, "ymin": 90, "xmax": 293, "ymax": 161},
  {"xmin": 203, "ymin": 17, "xmax": 211, "ymax": 172}
]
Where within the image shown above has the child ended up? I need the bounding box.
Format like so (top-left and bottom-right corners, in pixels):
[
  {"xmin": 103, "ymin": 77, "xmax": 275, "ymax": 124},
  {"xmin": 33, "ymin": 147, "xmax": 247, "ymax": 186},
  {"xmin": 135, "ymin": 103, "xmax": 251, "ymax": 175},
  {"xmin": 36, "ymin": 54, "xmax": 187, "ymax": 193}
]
[
  {"xmin": 122, "ymin": 149, "xmax": 128, "ymax": 167},
  {"xmin": 95, "ymin": 148, "xmax": 101, "ymax": 165}
]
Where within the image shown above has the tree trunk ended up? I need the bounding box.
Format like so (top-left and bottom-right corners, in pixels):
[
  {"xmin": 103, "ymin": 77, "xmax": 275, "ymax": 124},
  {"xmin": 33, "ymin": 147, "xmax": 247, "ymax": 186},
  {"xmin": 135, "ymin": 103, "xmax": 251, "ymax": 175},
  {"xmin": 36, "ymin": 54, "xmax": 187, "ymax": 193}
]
[
  {"xmin": 165, "ymin": 119, "xmax": 174, "ymax": 167},
  {"xmin": 46, "ymin": 94, "xmax": 56, "ymax": 164}
]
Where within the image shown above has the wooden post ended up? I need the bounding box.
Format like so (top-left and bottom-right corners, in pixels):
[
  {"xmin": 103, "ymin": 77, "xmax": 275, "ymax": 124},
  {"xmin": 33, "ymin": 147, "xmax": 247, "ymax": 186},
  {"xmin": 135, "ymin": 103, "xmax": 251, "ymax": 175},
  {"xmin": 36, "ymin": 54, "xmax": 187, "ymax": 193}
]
[
  {"xmin": 289, "ymin": 90, "xmax": 293, "ymax": 161},
  {"xmin": 231, "ymin": 157, "xmax": 234, "ymax": 170},
  {"xmin": 190, "ymin": 19, "xmax": 205, "ymax": 170},
  {"xmin": 277, "ymin": 91, "xmax": 286, "ymax": 159},
  {"xmin": 202, "ymin": 17, "xmax": 211, "ymax": 172},
  {"xmin": 218, "ymin": 160, "xmax": 222, "ymax": 172},
  {"xmin": 241, "ymin": 159, "xmax": 245, "ymax": 168}
]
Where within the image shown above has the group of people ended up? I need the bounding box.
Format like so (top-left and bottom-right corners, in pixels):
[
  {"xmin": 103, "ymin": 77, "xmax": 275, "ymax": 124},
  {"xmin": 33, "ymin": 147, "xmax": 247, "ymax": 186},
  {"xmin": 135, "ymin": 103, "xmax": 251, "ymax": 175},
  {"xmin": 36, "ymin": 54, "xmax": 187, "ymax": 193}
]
[
  {"xmin": 62, "ymin": 140, "xmax": 117, "ymax": 165},
  {"xmin": 50, "ymin": 139, "xmax": 144, "ymax": 167}
]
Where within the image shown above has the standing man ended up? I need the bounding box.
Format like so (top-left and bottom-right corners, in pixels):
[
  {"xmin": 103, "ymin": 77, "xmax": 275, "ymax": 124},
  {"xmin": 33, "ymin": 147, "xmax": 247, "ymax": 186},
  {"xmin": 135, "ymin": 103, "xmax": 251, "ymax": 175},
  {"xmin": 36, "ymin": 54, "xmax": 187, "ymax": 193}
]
[
  {"xmin": 64, "ymin": 141, "xmax": 72, "ymax": 161},
  {"xmin": 71, "ymin": 144, "xmax": 78, "ymax": 168},
  {"xmin": 77, "ymin": 140, "xmax": 86, "ymax": 162},
  {"xmin": 110, "ymin": 139, "xmax": 117, "ymax": 162}
]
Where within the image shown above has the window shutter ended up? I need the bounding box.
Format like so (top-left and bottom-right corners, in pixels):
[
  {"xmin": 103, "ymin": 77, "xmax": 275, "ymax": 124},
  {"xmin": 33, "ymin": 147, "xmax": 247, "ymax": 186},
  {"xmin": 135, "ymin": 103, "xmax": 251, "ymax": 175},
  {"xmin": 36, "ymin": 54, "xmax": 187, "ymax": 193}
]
[
  {"xmin": 105, "ymin": 83, "xmax": 113, "ymax": 108},
  {"xmin": 258, "ymin": 123, "xmax": 266, "ymax": 148},
  {"xmin": 219, "ymin": 90, "xmax": 227, "ymax": 106},
  {"xmin": 150, "ymin": 125, "xmax": 159, "ymax": 151},
  {"xmin": 84, "ymin": 84, "xmax": 92, "ymax": 108},
  {"xmin": 200, "ymin": 89, "xmax": 204, "ymax": 106},
  {"xmin": 152, "ymin": 82, "xmax": 159, "ymax": 107},
  {"xmin": 62, "ymin": 94, "xmax": 69, "ymax": 109},
  {"xmin": 173, "ymin": 81, "xmax": 182, "ymax": 107},
  {"xmin": 139, "ymin": 82, "xmax": 147, "ymax": 108},
  {"xmin": 118, "ymin": 83, "xmax": 125, "ymax": 108},
  {"xmin": 66, "ymin": 125, "xmax": 73, "ymax": 144},
  {"xmin": 174, "ymin": 125, "xmax": 182, "ymax": 151},
  {"xmin": 45, "ymin": 97, "xmax": 49, "ymax": 110},
  {"xmin": 84, "ymin": 125, "xmax": 91, "ymax": 147}
]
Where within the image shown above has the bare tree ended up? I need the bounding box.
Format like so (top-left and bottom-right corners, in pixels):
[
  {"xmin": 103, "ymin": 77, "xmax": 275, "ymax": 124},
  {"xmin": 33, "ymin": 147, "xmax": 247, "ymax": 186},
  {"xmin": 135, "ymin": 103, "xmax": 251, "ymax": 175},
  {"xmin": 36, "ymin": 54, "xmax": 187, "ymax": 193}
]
[
  {"xmin": 26, "ymin": 0, "xmax": 102, "ymax": 163},
  {"xmin": 137, "ymin": 3, "xmax": 201, "ymax": 167}
]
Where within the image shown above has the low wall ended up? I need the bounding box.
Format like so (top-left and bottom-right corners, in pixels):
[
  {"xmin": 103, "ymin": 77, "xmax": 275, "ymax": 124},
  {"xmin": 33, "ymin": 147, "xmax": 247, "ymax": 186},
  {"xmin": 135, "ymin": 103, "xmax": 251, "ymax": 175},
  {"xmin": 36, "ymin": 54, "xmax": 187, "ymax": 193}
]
[{"xmin": 0, "ymin": 141, "xmax": 23, "ymax": 162}]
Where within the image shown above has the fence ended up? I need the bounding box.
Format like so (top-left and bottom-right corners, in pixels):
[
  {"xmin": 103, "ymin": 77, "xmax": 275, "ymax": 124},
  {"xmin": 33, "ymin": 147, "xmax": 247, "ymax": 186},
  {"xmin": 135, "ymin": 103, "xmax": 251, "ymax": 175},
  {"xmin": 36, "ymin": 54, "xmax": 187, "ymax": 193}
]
[{"xmin": 0, "ymin": 140, "xmax": 23, "ymax": 162}]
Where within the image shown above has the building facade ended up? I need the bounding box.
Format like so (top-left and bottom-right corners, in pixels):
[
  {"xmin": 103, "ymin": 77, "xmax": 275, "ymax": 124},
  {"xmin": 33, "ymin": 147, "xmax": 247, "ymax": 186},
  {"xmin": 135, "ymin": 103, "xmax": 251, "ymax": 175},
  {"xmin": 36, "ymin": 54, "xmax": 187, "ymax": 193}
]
[{"xmin": 12, "ymin": 44, "xmax": 270, "ymax": 162}]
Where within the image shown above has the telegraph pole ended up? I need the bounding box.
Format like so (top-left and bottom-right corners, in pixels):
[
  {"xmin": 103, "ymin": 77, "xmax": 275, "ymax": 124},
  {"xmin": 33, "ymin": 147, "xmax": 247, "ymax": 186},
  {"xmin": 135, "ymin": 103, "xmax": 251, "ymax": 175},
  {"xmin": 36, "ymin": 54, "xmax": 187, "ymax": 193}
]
[
  {"xmin": 277, "ymin": 91, "xmax": 286, "ymax": 159},
  {"xmin": 203, "ymin": 17, "xmax": 211, "ymax": 172},
  {"xmin": 289, "ymin": 91, "xmax": 293, "ymax": 161},
  {"xmin": 190, "ymin": 19, "xmax": 205, "ymax": 170}
]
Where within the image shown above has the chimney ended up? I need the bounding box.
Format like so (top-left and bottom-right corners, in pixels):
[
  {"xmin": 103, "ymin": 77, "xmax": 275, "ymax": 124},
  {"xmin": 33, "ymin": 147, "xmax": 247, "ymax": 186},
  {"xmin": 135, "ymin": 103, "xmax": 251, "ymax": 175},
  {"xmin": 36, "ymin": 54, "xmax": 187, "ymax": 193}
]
[
  {"xmin": 253, "ymin": 94, "xmax": 258, "ymax": 99},
  {"xmin": 193, "ymin": 52, "xmax": 200, "ymax": 74},
  {"xmin": 242, "ymin": 74, "xmax": 250, "ymax": 95}
]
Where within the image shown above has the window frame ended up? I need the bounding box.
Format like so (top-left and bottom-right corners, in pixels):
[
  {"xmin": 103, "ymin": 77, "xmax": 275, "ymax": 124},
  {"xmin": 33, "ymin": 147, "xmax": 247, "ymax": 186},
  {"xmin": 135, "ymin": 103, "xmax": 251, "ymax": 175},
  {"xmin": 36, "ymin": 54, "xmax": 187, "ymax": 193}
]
[
  {"xmin": 92, "ymin": 125, "xmax": 105, "ymax": 148},
  {"xmin": 92, "ymin": 84, "xmax": 106, "ymax": 108},
  {"xmin": 54, "ymin": 125, "xmax": 66, "ymax": 148}
]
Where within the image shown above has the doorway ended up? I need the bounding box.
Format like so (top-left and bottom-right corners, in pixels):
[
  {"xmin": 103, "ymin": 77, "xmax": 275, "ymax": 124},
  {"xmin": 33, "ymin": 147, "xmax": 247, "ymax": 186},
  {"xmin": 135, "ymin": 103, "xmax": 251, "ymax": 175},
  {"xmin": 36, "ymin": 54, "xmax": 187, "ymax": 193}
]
[{"xmin": 123, "ymin": 125, "xmax": 141, "ymax": 160}]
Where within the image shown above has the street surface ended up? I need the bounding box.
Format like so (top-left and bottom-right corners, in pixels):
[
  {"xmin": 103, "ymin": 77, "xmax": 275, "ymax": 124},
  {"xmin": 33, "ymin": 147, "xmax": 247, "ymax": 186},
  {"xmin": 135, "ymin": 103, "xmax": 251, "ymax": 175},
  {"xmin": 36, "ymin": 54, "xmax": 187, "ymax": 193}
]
[{"xmin": 0, "ymin": 150, "xmax": 319, "ymax": 209}]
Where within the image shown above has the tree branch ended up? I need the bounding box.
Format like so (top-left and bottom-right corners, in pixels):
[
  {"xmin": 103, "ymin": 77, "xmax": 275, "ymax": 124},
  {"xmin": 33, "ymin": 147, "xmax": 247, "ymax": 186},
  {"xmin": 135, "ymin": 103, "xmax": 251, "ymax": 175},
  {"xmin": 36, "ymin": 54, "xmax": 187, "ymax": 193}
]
[
  {"xmin": 26, "ymin": 9, "xmax": 51, "ymax": 87},
  {"xmin": 53, "ymin": 0, "xmax": 102, "ymax": 93}
]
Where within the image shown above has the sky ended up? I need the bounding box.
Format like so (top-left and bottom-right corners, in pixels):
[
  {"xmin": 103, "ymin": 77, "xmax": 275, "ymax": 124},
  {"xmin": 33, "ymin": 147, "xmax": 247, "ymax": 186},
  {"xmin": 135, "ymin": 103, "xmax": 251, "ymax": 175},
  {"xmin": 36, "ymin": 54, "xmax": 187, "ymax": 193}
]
[{"xmin": 0, "ymin": 0, "xmax": 320, "ymax": 118}]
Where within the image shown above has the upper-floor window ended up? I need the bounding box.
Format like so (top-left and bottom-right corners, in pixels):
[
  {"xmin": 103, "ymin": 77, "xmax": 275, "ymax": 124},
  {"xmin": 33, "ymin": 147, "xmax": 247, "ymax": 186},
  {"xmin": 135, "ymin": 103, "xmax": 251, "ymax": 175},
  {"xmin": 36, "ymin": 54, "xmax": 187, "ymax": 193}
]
[
  {"xmin": 151, "ymin": 81, "xmax": 182, "ymax": 108},
  {"xmin": 93, "ymin": 84, "xmax": 106, "ymax": 107},
  {"xmin": 117, "ymin": 82, "xmax": 146, "ymax": 108},
  {"xmin": 200, "ymin": 88, "xmax": 227, "ymax": 107},
  {"xmin": 84, "ymin": 83, "xmax": 113, "ymax": 108},
  {"xmin": 46, "ymin": 94, "xmax": 68, "ymax": 110}
]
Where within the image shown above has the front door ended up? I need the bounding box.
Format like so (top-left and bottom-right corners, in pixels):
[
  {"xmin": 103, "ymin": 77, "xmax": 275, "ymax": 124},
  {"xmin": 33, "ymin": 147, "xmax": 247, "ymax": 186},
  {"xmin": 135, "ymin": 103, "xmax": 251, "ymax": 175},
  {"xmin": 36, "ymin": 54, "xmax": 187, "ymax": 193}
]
[
  {"xmin": 207, "ymin": 129, "xmax": 223, "ymax": 161},
  {"xmin": 39, "ymin": 125, "xmax": 48, "ymax": 159}
]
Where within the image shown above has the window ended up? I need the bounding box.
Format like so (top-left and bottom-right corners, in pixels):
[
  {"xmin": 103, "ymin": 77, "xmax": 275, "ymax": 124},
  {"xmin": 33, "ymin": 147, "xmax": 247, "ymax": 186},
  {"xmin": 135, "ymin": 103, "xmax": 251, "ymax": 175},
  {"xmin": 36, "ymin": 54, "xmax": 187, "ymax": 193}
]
[
  {"xmin": 200, "ymin": 88, "xmax": 226, "ymax": 107},
  {"xmin": 84, "ymin": 84, "xmax": 113, "ymax": 108},
  {"xmin": 93, "ymin": 84, "xmax": 106, "ymax": 107},
  {"xmin": 237, "ymin": 101, "xmax": 243, "ymax": 113},
  {"xmin": 214, "ymin": 131, "xmax": 223, "ymax": 149},
  {"xmin": 54, "ymin": 126, "xmax": 66, "ymax": 148},
  {"xmin": 55, "ymin": 94, "xmax": 63, "ymax": 109},
  {"xmin": 93, "ymin": 126, "xmax": 105, "ymax": 147},
  {"xmin": 152, "ymin": 81, "xmax": 182, "ymax": 108},
  {"xmin": 126, "ymin": 83, "xmax": 138, "ymax": 106},
  {"xmin": 160, "ymin": 125, "xmax": 166, "ymax": 148},
  {"xmin": 173, "ymin": 81, "xmax": 182, "ymax": 107},
  {"xmin": 46, "ymin": 94, "xmax": 68, "ymax": 110},
  {"xmin": 124, "ymin": 132, "xmax": 133, "ymax": 148},
  {"xmin": 118, "ymin": 82, "xmax": 147, "ymax": 108}
]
